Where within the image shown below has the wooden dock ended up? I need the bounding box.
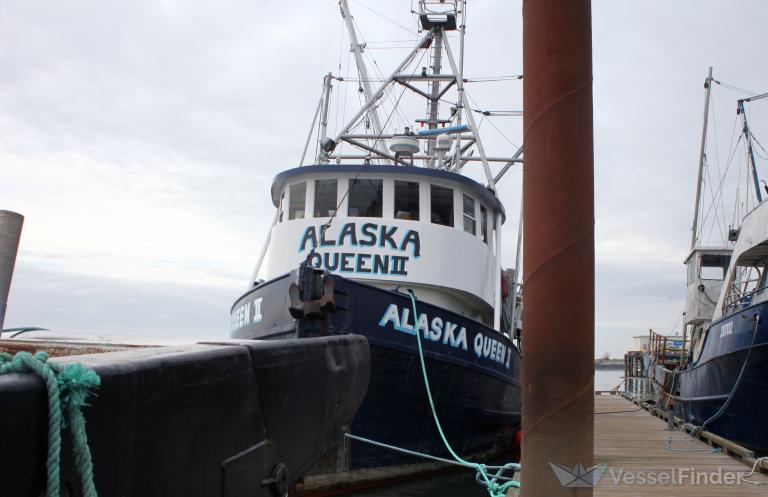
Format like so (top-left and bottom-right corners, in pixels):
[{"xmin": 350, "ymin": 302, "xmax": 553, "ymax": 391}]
[{"xmin": 593, "ymin": 395, "xmax": 768, "ymax": 495}]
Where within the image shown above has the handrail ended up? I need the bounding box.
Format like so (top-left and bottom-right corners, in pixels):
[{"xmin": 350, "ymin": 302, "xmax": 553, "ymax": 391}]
[
  {"xmin": 647, "ymin": 329, "xmax": 688, "ymax": 368},
  {"xmin": 723, "ymin": 284, "xmax": 768, "ymax": 315}
]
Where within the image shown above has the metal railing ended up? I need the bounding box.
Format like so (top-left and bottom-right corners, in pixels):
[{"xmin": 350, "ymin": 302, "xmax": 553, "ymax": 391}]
[{"xmin": 648, "ymin": 329, "xmax": 688, "ymax": 369}]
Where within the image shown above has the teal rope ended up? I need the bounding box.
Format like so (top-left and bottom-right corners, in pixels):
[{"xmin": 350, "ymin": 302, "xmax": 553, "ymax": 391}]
[
  {"xmin": 406, "ymin": 291, "xmax": 521, "ymax": 497},
  {"xmin": 0, "ymin": 351, "xmax": 100, "ymax": 497}
]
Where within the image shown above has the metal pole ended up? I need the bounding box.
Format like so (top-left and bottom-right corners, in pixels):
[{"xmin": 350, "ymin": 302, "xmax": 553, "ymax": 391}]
[
  {"xmin": 333, "ymin": 30, "xmax": 434, "ymax": 144},
  {"xmin": 493, "ymin": 145, "xmax": 524, "ymax": 184},
  {"xmin": 443, "ymin": 36, "xmax": 496, "ymax": 191},
  {"xmin": 338, "ymin": 0, "xmax": 386, "ymax": 151},
  {"xmin": 509, "ymin": 189, "xmax": 523, "ymax": 335},
  {"xmin": 300, "ymin": 85, "xmax": 325, "ymax": 166},
  {"xmin": 493, "ymin": 211, "xmax": 503, "ymax": 331},
  {"xmin": 521, "ymin": 0, "xmax": 594, "ymax": 495},
  {"xmin": 425, "ymin": 30, "xmax": 444, "ymax": 168},
  {"xmin": 453, "ymin": 0, "xmax": 467, "ymax": 171},
  {"xmin": 247, "ymin": 210, "xmax": 279, "ymax": 290},
  {"xmin": 691, "ymin": 66, "xmax": 713, "ymax": 248},
  {"xmin": 0, "ymin": 210, "xmax": 24, "ymax": 333},
  {"xmin": 738, "ymin": 100, "xmax": 763, "ymax": 203},
  {"xmin": 318, "ymin": 73, "xmax": 334, "ymax": 164}
]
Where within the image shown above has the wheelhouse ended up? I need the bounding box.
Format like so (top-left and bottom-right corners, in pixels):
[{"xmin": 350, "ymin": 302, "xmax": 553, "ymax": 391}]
[{"xmin": 256, "ymin": 164, "xmax": 507, "ymax": 325}]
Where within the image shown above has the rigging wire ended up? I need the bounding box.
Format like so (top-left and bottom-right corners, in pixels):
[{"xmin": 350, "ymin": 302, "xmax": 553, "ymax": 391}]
[
  {"xmin": 351, "ymin": 0, "xmax": 416, "ymax": 36},
  {"xmin": 350, "ymin": 15, "xmax": 411, "ymax": 133},
  {"xmin": 465, "ymin": 90, "xmax": 520, "ymax": 149},
  {"xmin": 472, "ymin": 109, "xmax": 523, "ymax": 117},
  {"xmin": 715, "ymin": 80, "xmax": 760, "ymax": 97},
  {"xmin": 709, "ymin": 91, "xmax": 730, "ymax": 242},
  {"xmin": 752, "ymin": 133, "xmax": 768, "ymax": 161},
  {"xmin": 699, "ymin": 133, "xmax": 742, "ymax": 238},
  {"xmin": 465, "ymin": 75, "xmax": 524, "ymax": 82}
]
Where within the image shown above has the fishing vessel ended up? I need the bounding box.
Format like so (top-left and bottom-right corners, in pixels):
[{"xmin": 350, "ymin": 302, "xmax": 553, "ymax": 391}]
[
  {"xmin": 230, "ymin": 0, "xmax": 523, "ymax": 492},
  {"xmin": 646, "ymin": 68, "xmax": 768, "ymax": 450}
]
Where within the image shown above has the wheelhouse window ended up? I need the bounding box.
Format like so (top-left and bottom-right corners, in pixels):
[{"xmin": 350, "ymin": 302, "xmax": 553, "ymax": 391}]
[
  {"xmin": 430, "ymin": 184, "xmax": 454, "ymax": 227},
  {"xmin": 314, "ymin": 179, "xmax": 338, "ymax": 217},
  {"xmin": 480, "ymin": 205, "xmax": 488, "ymax": 243},
  {"xmin": 463, "ymin": 194, "xmax": 476, "ymax": 235},
  {"xmin": 288, "ymin": 182, "xmax": 306, "ymax": 220},
  {"xmin": 700, "ymin": 254, "xmax": 730, "ymax": 280},
  {"xmin": 395, "ymin": 180, "xmax": 419, "ymax": 220},
  {"xmin": 348, "ymin": 179, "xmax": 383, "ymax": 217}
]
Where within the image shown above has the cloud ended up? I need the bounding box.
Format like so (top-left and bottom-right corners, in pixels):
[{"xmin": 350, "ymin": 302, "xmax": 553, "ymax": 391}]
[{"xmin": 1, "ymin": 0, "xmax": 767, "ymax": 359}]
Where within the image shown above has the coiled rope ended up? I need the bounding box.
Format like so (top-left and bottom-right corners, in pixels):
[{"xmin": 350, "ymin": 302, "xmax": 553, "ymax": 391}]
[{"xmin": 0, "ymin": 351, "xmax": 100, "ymax": 497}]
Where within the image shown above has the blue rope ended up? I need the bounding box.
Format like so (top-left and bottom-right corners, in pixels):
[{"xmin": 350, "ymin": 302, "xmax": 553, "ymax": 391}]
[
  {"xmin": 344, "ymin": 434, "xmax": 519, "ymax": 482},
  {"xmin": 405, "ymin": 290, "xmax": 520, "ymax": 497},
  {"xmin": 0, "ymin": 351, "xmax": 100, "ymax": 497}
]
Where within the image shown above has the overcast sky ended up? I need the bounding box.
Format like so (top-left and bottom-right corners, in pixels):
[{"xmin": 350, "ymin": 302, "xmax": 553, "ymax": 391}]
[{"xmin": 2, "ymin": 1, "xmax": 768, "ymax": 357}]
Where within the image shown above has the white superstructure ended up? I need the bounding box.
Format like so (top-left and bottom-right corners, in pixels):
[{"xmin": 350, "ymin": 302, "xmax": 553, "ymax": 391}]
[{"xmin": 248, "ymin": 0, "xmax": 522, "ymax": 332}]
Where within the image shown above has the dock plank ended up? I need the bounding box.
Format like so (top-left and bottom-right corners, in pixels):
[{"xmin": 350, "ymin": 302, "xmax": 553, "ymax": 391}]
[{"xmin": 593, "ymin": 395, "xmax": 768, "ymax": 496}]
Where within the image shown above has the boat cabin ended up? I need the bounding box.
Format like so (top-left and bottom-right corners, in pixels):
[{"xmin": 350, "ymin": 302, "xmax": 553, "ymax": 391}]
[
  {"xmin": 684, "ymin": 247, "xmax": 732, "ymax": 327},
  {"xmin": 256, "ymin": 164, "xmax": 506, "ymax": 326},
  {"xmin": 713, "ymin": 202, "xmax": 768, "ymax": 322}
]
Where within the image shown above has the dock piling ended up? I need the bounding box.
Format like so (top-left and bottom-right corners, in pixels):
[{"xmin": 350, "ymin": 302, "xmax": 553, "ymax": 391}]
[
  {"xmin": 0, "ymin": 210, "xmax": 24, "ymax": 332},
  {"xmin": 521, "ymin": 0, "xmax": 594, "ymax": 495}
]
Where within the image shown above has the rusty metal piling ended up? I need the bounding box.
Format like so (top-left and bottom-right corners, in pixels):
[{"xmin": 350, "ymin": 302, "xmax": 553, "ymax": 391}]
[{"xmin": 521, "ymin": 1, "xmax": 595, "ymax": 495}]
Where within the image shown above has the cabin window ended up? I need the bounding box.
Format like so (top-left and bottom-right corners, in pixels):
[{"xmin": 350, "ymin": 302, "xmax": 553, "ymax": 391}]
[
  {"xmin": 314, "ymin": 179, "xmax": 338, "ymax": 217},
  {"xmin": 463, "ymin": 194, "xmax": 476, "ymax": 235},
  {"xmin": 480, "ymin": 205, "xmax": 488, "ymax": 243},
  {"xmin": 395, "ymin": 180, "xmax": 420, "ymax": 220},
  {"xmin": 430, "ymin": 185, "xmax": 454, "ymax": 227},
  {"xmin": 288, "ymin": 182, "xmax": 306, "ymax": 220},
  {"xmin": 701, "ymin": 266, "xmax": 725, "ymax": 280},
  {"xmin": 700, "ymin": 254, "xmax": 730, "ymax": 281},
  {"xmin": 278, "ymin": 192, "xmax": 285, "ymax": 223},
  {"xmin": 348, "ymin": 179, "xmax": 383, "ymax": 217}
]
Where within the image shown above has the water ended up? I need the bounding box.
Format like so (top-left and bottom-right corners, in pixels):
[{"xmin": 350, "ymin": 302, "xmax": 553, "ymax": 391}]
[
  {"xmin": 353, "ymin": 370, "xmax": 624, "ymax": 496},
  {"xmin": 594, "ymin": 369, "xmax": 623, "ymax": 391}
]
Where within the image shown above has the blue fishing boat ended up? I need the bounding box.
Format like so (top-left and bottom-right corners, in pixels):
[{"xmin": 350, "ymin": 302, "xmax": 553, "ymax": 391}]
[
  {"xmin": 646, "ymin": 68, "xmax": 768, "ymax": 450},
  {"xmin": 230, "ymin": 0, "xmax": 523, "ymax": 492}
]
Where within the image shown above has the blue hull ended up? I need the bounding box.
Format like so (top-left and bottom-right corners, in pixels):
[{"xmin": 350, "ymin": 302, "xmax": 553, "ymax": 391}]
[
  {"xmin": 231, "ymin": 272, "xmax": 522, "ymax": 474},
  {"xmin": 649, "ymin": 301, "xmax": 768, "ymax": 451}
]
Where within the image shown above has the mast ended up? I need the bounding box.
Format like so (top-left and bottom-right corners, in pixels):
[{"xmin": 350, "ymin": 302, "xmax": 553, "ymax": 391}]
[
  {"xmin": 452, "ymin": 1, "xmax": 467, "ymax": 171},
  {"xmin": 738, "ymin": 96, "xmax": 766, "ymax": 204},
  {"xmin": 425, "ymin": 30, "xmax": 444, "ymax": 168},
  {"xmin": 691, "ymin": 66, "xmax": 713, "ymax": 249},
  {"xmin": 338, "ymin": 0, "xmax": 387, "ymax": 159},
  {"xmin": 321, "ymin": 1, "xmax": 514, "ymax": 191}
]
